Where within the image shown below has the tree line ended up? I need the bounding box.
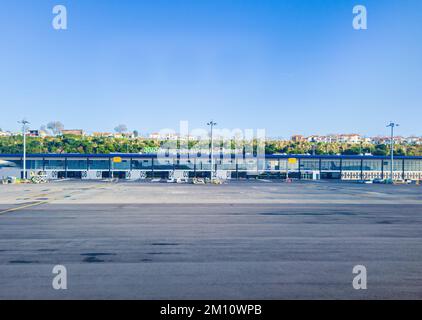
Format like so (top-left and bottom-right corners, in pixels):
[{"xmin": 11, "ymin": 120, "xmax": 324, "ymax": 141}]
[{"xmin": 0, "ymin": 135, "xmax": 421, "ymax": 156}]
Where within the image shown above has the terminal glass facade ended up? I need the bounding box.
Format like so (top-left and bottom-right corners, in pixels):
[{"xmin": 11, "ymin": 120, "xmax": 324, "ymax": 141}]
[{"xmin": 2, "ymin": 154, "xmax": 422, "ymax": 181}]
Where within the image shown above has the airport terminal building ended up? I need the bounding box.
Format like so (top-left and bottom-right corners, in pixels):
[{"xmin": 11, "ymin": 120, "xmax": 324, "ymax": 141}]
[{"xmin": 1, "ymin": 153, "xmax": 422, "ymax": 181}]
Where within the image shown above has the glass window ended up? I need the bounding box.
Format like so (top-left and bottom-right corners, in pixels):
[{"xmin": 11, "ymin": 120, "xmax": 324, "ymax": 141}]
[
  {"xmin": 67, "ymin": 159, "xmax": 87, "ymax": 170},
  {"xmin": 363, "ymin": 160, "xmax": 382, "ymax": 171},
  {"xmin": 382, "ymin": 160, "xmax": 403, "ymax": 172},
  {"xmin": 264, "ymin": 160, "xmax": 279, "ymax": 171},
  {"xmin": 44, "ymin": 159, "xmax": 65, "ymax": 170},
  {"xmin": 237, "ymin": 158, "xmax": 257, "ymax": 171},
  {"xmin": 132, "ymin": 159, "xmax": 153, "ymax": 169},
  {"xmin": 196, "ymin": 158, "xmax": 211, "ymax": 171},
  {"xmin": 175, "ymin": 159, "xmax": 194, "ymax": 170},
  {"xmin": 404, "ymin": 160, "xmax": 422, "ymax": 172},
  {"xmin": 219, "ymin": 159, "xmax": 236, "ymax": 170},
  {"xmin": 112, "ymin": 159, "xmax": 131, "ymax": 170},
  {"xmin": 287, "ymin": 159, "xmax": 299, "ymax": 171},
  {"xmin": 279, "ymin": 159, "xmax": 288, "ymax": 170},
  {"xmin": 300, "ymin": 159, "xmax": 319, "ymax": 170},
  {"xmin": 88, "ymin": 159, "xmax": 110, "ymax": 170},
  {"xmin": 276, "ymin": 159, "xmax": 299, "ymax": 171},
  {"xmin": 0, "ymin": 159, "xmax": 22, "ymax": 168},
  {"xmin": 321, "ymin": 160, "xmax": 340, "ymax": 171},
  {"xmin": 26, "ymin": 160, "xmax": 44, "ymax": 170},
  {"xmin": 154, "ymin": 158, "xmax": 174, "ymax": 170},
  {"xmin": 342, "ymin": 160, "xmax": 361, "ymax": 171}
]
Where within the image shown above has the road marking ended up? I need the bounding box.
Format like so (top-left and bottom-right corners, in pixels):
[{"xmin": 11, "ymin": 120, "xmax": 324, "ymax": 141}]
[
  {"xmin": 0, "ymin": 184, "xmax": 105, "ymax": 216},
  {"xmin": 0, "ymin": 201, "xmax": 49, "ymax": 215}
]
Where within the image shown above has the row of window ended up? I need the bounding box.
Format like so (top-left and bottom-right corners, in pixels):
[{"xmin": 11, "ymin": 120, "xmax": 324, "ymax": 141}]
[
  {"xmin": 3, "ymin": 158, "xmax": 422, "ymax": 172},
  {"xmin": 299, "ymin": 159, "xmax": 418, "ymax": 171},
  {"xmin": 11, "ymin": 159, "xmax": 237, "ymax": 171}
]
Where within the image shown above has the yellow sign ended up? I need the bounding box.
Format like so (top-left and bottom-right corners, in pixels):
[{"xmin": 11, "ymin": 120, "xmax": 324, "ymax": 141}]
[
  {"xmin": 113, "ymin": 157, "xmax": 122, "ymax": 163},
  {"xmin": 288, "ymin": 158, "xmax": 297, "ymax": 164}
]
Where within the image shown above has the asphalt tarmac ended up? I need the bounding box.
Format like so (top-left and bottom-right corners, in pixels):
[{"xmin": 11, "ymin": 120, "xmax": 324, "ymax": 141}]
[{"xmin": 0, "ymin": 181, "xmax": 421, "ymax": 299}]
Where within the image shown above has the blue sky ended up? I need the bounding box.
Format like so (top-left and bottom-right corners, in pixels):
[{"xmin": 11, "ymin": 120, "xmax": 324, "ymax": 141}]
[{"xmin": 0, "ymin": 0, "xmax": 421, "ymax": 137}]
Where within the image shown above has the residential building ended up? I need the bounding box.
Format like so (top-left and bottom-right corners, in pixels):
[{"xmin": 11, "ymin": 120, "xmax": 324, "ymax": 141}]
[
  {"xmin": 61, "ymin": 129, "xmax": 84, "ymax": 136},
  {"xmin": 291, "ymin": 135, "xmax": 305, "ymax": 143}
]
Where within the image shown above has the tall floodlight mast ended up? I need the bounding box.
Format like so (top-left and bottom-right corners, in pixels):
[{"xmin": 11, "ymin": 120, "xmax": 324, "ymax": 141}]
[
  {"xmin": 386, "ymin": 121, "xmax": 399, "ymax": 182},
  {"xmin": 18, "ymin": 119, "xmax": 30, "ymax": 179},
  {"xmin": 207, "ymin": 121, "xmax": 217, "ymax": 178}
]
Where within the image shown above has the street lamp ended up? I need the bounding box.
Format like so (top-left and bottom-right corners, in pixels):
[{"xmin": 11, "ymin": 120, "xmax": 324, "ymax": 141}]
[
  {"xmin": 18, "ymin": 119, "xmax": 30, "ymax": 180},
  {"xmin": 386, "ymin": 121, "xmax": 399, "ymax": 182},
  {"xmin": 207, "ymin": 121, "xmax": 217, "ymax": 178},
  {"xmin": 311, "ymin": 138, "xmax": 316, "ymax": 156}
]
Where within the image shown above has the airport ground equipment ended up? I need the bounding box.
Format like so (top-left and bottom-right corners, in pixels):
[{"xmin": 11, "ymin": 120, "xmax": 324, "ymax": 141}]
[{"xmin": 30, "ymin": 171, "xmax": 48, "ymax": 184}]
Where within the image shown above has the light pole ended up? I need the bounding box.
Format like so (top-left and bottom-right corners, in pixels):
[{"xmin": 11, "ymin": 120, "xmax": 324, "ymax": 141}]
[
  {"xmin": 18, "ymin": 119, "xmax": 30, "ymax": 180},
  {"xmin": 386, "ymin": 121, "xmax": 399, "ymax": 181},
  {"xmin": 207, "ymin": 121, "xmax": 217, "ymax": 178}
]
